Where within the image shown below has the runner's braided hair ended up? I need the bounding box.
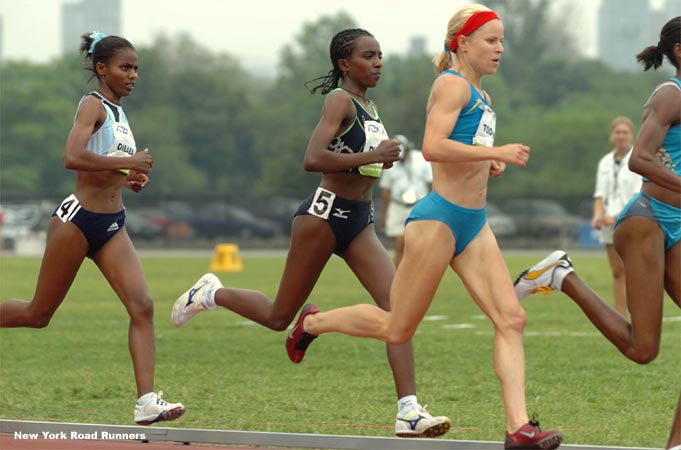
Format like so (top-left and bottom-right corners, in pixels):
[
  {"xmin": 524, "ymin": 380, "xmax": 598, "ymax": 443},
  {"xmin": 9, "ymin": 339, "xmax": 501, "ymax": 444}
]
[{"xmin": 305, "ymin": 28, "xmax": 374, "ymax": 95}]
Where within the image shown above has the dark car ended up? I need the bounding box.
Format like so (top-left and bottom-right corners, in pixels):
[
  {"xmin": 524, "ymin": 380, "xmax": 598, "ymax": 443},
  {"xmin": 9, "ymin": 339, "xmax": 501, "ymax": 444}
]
[
  {"xmin": 246, "ymin": 196, "xmax": 302, "ymax": 236},
  {"xmin": 487, "ymin": 201, "xmax": 517, "ymax": 238},
  {"xmin": 186, "ymin": 203, "xmax": 283, "ymax": 239},
  {"xmin": 125, "ymin": 209, "xmax": 165, "ymax": 240},
  {"xmin": 502, "ymin": 198, "xmax": 582, "ymax": 239}
]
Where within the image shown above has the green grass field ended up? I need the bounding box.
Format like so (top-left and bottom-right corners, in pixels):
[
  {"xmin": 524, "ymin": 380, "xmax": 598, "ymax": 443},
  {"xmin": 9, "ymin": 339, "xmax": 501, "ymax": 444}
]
[{"xmin": 0, "ymin": 252, "xmax": 679, "ymax": 448}]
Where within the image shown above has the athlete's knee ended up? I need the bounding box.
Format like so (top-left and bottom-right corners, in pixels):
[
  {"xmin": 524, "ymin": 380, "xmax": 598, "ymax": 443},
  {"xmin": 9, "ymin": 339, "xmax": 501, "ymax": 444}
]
[
  {"xmin": 263, "ymin": 311, "xmax": 296, "ymax": 332},
  {"xmin": 126, "ymin": 292, "xmax": 154, "ymax": 321},
  {"xmin": 384, "ymin": 323, "xmax": 415, "ymax": 345},
  {"xmin": 493, "ymin": 305, "xmax": 526, "ymax": 334},
  {"xmin": 28, "ymin": 311, "xmax": 54, "ymax": 328},
  {"xmin": 626, "ymin": 343, "xmax": 659, "ymax": 365},
  {"xmin": 25, "ymin": 304, "xmax": 57, "ymax": 328},
  {"xmin": 268, "ymin": 317, "xmax": 293, "ymax": 332}
]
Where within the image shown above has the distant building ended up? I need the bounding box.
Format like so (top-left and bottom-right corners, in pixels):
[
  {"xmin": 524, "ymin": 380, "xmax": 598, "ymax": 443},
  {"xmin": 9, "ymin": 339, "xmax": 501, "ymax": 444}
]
[
  {"xmin": 0, "ymin": 16, "xmax": 3, "ymax": 62},
  {"xmin": 655, "ymin": 0, "xmax": 679, "ymax": 34},
  {"xmin": 598, "ymin": 0, "xmax": 654, "ymax": 72},
  {"xmin": 61, "ymin": 0, "xmax": 121, "ymax": 55},
  {"xmin": 408, "ymin": 36, "xmax": 427, "ymax": 57}
]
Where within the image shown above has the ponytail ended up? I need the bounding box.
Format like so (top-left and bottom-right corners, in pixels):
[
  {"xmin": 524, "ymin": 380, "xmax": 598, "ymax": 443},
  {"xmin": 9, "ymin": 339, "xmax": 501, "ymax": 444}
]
[
  {"xmin": 433, "ymin": 49, "xmax": 453, "ymax": 75},
  {"xmin": 636, "ymin": 16, "xmax": 681, "ymax": 71}
]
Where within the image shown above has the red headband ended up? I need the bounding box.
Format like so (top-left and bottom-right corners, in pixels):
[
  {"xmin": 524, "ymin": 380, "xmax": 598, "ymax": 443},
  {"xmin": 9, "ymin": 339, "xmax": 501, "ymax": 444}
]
[{"xmin": 448, "ymin": 11, "xmax": 500, "ymax": 53}]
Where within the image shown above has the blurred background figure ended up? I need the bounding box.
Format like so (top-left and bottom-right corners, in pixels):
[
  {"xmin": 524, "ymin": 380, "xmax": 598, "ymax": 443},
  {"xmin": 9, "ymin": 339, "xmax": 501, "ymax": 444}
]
[
  {"xmin": 591, "ymin": 116, "xmax": 642, "ymax": 317},
  {"xmin": 379, "ymin": 135, "xmax": 432, "ymax": 266}
]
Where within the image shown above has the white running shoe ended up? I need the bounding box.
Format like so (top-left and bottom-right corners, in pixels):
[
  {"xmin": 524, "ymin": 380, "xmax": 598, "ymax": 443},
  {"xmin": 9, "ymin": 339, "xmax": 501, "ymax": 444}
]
[
  {"xmin": 172, "ymin": 273, "xmax": 222, "ymax": 327},
  {"xmin": 395, "ymin": 405, "xmax": 451, "ymax": 438},
  {"xmin": 134, "ymin": 391, "xmax": 185, "ymax": 425},
  {"xmin": 514, "ymin": 250, "xmax": 574, "ymax": 300}
]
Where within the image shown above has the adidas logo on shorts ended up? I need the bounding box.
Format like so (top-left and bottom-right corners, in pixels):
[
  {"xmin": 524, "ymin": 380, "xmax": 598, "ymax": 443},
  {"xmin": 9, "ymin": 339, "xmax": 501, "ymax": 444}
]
[{"xmin": 107, "ymin": 222, "xmax": 120, "ymax": 232}]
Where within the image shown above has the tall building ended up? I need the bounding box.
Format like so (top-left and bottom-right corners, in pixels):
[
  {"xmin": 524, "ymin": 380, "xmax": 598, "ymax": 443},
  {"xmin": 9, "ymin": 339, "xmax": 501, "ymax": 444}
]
[
  {"xmin": 0, "ymin": 15, "xmax": 4, "ymax": 62},
  {"xmin": 61, "ymin": 0, "xmax": 121, "ymax": 55},
  {"xmin": 655, "ymin": 0, "xmax": 679, "ymax": 33},
  {"xmin": 598, "ymin": 0, "xmax": 654, "ymax": 72},
  {"xmin": 408, "ymin": 36, "xmax": 427, "ymax": 57}
]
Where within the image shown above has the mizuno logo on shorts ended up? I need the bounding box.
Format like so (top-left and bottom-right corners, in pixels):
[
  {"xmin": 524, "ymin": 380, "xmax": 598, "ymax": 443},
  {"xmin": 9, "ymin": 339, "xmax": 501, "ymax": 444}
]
[{"xmin": 332, "ymin": 208, "xmax": 350, "ymax": 219}]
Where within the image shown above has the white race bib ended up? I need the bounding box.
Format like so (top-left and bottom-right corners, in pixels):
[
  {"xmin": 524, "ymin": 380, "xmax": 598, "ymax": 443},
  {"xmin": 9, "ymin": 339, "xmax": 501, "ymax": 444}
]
[
  {"xmin": 307, "ymin": 187, "xmax": 336, "ymax": 220},
  {"xmin": 472, "ymin": 104, "xmax": 496, "ymax": 147},
  {"xmin": 55, "ymin": 194, "xmax": 81, "ymax": 223},
  {"xmin": 107, "ymin": 122, "xmax": 137, "ymax": 158},
  {"xmin": 358, "ymin": 120, "xmax": 388, "ymax": 177}
]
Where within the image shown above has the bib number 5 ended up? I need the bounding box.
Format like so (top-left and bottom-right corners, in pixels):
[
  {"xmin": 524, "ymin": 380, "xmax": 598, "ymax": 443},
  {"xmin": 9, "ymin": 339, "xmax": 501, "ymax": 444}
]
[{"xmin": 308, "ymin": 187, "xmax": 336, "ymax": 220}]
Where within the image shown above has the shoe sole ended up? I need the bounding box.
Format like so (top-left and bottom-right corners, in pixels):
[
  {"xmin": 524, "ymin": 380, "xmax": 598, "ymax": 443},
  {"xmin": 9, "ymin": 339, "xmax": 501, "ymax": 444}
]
[
  {"xmin": 396, "ymin": 419, "xmax": 451, "ymax": 438},
  {"xmin": 135, "ymin": 406, "xmax": 186, "ymax": 425}
]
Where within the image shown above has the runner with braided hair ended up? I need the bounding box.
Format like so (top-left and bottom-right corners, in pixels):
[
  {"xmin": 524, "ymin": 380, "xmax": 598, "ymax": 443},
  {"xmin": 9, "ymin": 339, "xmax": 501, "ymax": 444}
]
[{"xmin": 173, "ymin": 28, "xmax": 450, "ymax": 438}]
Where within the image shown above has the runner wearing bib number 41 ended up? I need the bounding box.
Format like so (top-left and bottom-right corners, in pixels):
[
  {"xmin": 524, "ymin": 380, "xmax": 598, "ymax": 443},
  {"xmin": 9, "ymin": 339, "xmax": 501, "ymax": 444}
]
[
  {"xmin": 173, "ymin": 28, "xmax": 451, "ymax": 439},
  {"xmin": 0, "ymin": 32, "xmax": 185, "ymax": 426}
]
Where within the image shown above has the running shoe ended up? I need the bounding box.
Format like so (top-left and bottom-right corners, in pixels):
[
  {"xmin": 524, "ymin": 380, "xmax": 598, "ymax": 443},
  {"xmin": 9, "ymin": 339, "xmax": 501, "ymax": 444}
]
[
  {"xmin": 505, "ymin": 417, "xmax": 562, "ymax": 449},
  {"xmin": 514, "ymin": 250, "xmax": 574, "ymax": 300},
  {"xmin": 134, "ymin": 391, "xmax": 185, "ymax": 425},
  {"xmin": 172, "ymin": 273, "xmax": 222, "ymax": 327},
  {"xmin": 286, "ymin": 304, "xmax": 319, "ymax": 363},
  {"xmin": 395, "ymin": 405, "xmax": 451, "ymax": 438}
]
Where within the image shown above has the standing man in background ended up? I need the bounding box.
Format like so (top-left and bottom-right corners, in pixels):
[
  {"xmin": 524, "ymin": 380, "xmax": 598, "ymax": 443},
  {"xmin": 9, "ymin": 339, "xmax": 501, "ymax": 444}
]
[{"xmin": 379, "ymin": 135, "xmax": 432, "ymax": 266}]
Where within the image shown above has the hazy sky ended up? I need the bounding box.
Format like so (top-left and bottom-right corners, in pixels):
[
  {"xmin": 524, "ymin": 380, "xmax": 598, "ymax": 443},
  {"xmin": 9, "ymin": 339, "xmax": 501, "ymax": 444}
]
[{"xmin": 0, "ymin": 0, "xmax": 663, "ymax": 72}]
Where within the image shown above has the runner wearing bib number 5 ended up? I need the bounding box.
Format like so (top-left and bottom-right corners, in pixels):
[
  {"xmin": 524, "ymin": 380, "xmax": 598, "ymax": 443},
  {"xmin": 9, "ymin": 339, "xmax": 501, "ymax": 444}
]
[
  {"xmin": 288, "ymin": 6, "xmax": 563, "ymax": 449},
  {"xmin": 172, "ymin": 28, "xmax": 451, "ymax": 438},
  {"xmin": 0, "ymin": 32, "xmax": 185, "ymax": 425}
]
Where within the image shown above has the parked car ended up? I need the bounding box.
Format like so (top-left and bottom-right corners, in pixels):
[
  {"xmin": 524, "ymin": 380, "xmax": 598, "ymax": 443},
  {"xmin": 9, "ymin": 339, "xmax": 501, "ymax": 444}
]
[
  {"xmin": 247, "ymin": 196, "xmax": 302, "ymax": 236},
  {"xmin": 125, "ymin": 209, "xmax": 165, "ymax": 240},
  {"xmin": 1, "ymin": 202, "xmax": 52, "ymax": 239},
  {"xmin": 186, "ymin": 203, "xmax": 283, "ymax": 239},
  {"xmin": 502, "ymin": 198, "xmax": 582, "ymax": 239},
  {"xmin": 487, "ymin": 201, "xmax": 517, "ymax": 237}
]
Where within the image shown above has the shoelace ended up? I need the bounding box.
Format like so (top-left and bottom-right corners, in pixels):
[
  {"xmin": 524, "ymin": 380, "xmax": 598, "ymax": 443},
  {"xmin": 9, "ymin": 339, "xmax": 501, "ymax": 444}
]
[
  {"xmin": 528, "ymin": 413, "xmax": 542, "ymax": 430},
  {"xmin": 155, "ymin": 391, "xmax": 168, "ymax": 406}
]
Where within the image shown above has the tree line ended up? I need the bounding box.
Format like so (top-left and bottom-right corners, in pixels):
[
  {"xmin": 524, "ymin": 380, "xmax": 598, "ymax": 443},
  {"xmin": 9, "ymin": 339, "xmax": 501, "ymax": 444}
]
[{"xmin": 0, "ymin": 3, "xmax": 670, "ymax": 212}]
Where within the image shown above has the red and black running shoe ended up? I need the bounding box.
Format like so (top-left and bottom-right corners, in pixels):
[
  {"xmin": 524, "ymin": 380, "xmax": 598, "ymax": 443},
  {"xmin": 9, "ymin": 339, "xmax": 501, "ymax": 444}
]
[
  {"xmin": 286, "ymin": 304, "xmax": 319, "ymax": 363},
  {"xmin": 505, "ymin": 417, "xmax": 562, "ymax": 449}
]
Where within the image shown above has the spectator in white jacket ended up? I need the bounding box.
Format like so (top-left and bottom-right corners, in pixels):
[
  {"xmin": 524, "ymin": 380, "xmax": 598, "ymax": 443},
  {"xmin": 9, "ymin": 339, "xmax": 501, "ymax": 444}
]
[
  {"xmin": 591, "ymin": 116, "xmax": 643, "ymax": 317},
  {"xmin": 379, "ymin": 135, "xmax": 432, "ymax": 266}
]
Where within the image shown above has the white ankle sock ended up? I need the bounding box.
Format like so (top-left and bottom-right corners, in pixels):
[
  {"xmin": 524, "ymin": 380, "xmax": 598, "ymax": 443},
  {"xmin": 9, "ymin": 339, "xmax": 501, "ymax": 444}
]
[
  {"xmin": 554, "ymin": 265, "xmax": 574, "ymax": 291},
  {"xmin": 203, "ymin": 285, "xmax": 217, "ymax": 310},
  {"xmin": 397, "ymin": 395, "xmax": 418, "ymax": 416}
]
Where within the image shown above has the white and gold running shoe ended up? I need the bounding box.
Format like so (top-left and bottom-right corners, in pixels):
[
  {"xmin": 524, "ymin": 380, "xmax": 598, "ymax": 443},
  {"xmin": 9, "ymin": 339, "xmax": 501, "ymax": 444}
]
[{"xmin": 514, "ymin": 250, "xmax": 574, "ymax": 300}]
